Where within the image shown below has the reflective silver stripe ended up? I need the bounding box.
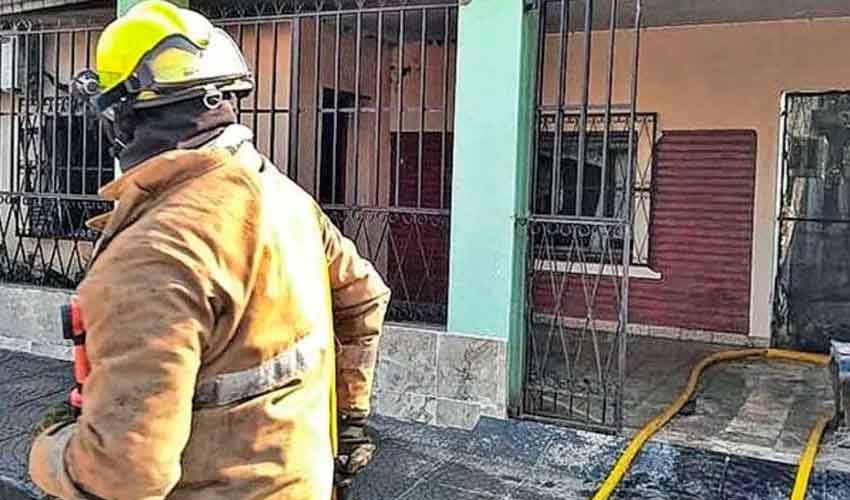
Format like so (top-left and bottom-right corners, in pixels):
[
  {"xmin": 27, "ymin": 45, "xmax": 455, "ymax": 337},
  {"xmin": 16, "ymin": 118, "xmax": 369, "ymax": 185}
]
[{"xmin": 193, "ymin": 332, "xmax": 327, "ymax": 408}]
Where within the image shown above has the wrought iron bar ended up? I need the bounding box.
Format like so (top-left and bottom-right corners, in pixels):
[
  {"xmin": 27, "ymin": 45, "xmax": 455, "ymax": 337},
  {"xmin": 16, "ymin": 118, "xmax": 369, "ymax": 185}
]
[
  {"xmin": 312, "ymin": 14, "xmax": 322, "ymax": 198},
  {"xmin": 22, "ymin": 32, "xmax": 30, "ymax": 192},
  {"xmin": 417, "ymin": 9, "xmax": 426, "ymax": 208},
  {"xmin": 271, "ymin": 20, "xmax": 282, "ymax": 168},
  {"xmin": 575, "ymin": 0, "xmax": 593, "ymax": 216},
  {"xmin": 373, "ymin": 10, "xmax": 384, "ymax": 205},
  {"xmin": 66, "ymin": 30, "xmax": 75, "ymax": 194},
  {"xmin": 599, "ymin": 0, "xmax": 618, "ymax": 219},
  {"xmin": 82, "ymin": 30, "xmax": 93, "ymax": 195},
  {"xmin": 529, "ymin": 0, "xmax": 547, "ymax": 215},
  {"xmin": 394, "ymin": 9, "xmax": 405, "ymax": 207},
  {"xmin": 616, "ymin": 0, "xmax": 642, "ymax": 432},
  {"xmin": 332, "ymin": 12, "xmax": 341, "ymax": 204},
  {"xmin": 0, "ymin": 33, "xmax": 5, "ymax": 192},
  {"xmin": 439, "ymin": 6, "xmax": 450, "ymax": 209},
  {"xmin": 353, "ymin": 10, "xmax": 362, "ymax": 202},
  {"xmin": 50, "ymin": 31, "xmax": 59, "ymax": 193},
  {"xmin": 551, "ymin": 0, "xmax": 569, "ymax": 216},
  {"xmin": 37, "ymin": 32, "xmax": 46, "ymax": 194}
]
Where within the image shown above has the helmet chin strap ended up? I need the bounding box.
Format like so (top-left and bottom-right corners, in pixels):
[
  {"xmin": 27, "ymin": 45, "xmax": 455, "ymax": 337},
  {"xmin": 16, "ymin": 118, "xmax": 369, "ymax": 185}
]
[{"xmin": 202, "ymin": 86, "xmax": 224, "ymax": 110}]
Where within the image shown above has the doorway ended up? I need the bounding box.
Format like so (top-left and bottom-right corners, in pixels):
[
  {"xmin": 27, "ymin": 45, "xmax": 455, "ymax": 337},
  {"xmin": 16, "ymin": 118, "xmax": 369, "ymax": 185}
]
[{"xmin": 775, "ymin": 91, "xmax": 850, "ymax": 352}]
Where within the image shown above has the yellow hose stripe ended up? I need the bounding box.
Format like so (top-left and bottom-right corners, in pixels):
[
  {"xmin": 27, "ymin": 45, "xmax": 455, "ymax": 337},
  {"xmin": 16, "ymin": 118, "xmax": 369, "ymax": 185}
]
[
  {"xmin": 592, "ymin": 348, "xmax": 830, "ymax": 500},
  {"xmin": 765, "ymin": 348, "xmax": 830, "ymax": 367},
  {"xmin": 791, "ymin": 415, "xmax": 831, "ymax": 500}
]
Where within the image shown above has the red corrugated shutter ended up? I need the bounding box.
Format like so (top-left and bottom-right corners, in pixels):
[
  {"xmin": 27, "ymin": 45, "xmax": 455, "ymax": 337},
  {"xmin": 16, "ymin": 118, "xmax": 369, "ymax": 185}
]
[{"xmin": 647, "ymin": 130, "xmax": 756, "ymax": 333}]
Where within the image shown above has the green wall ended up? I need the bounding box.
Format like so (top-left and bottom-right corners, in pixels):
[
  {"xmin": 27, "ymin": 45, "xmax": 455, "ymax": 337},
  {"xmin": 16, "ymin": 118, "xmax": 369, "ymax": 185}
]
[
  {"xmin": 117, "ymin": 0, "xmax": 188, "ymax": 17},
  {"xmin": 448, "ymin": 1, "xmax": 538, "ymax": 412},
  {"xmin": 448, "ymin": 1, "xmax": 537, "ymax": 338}
]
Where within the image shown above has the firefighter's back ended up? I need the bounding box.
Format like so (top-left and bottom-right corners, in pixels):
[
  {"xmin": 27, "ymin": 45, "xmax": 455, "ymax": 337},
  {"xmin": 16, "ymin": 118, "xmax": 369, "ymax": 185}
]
[{"xmin": 80, "ymin": 143, "xmax": 336, "ymax": 500}]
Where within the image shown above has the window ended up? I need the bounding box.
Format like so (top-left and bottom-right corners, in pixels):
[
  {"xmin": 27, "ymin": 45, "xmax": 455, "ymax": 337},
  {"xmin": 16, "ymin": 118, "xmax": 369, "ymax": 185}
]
[
  {"xmin": 533, "ymin": 113, "xmax": 656, "ymax": 267},
  {"xmin": 535, "ymin": 132, "xmax": 630, "ymax": 219}
]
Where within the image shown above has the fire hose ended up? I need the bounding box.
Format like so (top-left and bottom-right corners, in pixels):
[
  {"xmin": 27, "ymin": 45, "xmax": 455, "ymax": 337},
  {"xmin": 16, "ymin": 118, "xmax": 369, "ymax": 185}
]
[{"xmin": 592, "ymin": 348, "xmax": 832, "ymax": 500}]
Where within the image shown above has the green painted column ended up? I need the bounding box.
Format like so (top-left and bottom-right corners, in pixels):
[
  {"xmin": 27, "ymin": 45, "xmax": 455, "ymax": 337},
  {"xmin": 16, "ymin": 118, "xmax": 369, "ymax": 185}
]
[
  {"xmin": 117, "ymin": 0, "xmax": 188, "ymax": 16},
  {"xmin": 448, "ymin": 2, "xmax": 538, "ymax": 409}
]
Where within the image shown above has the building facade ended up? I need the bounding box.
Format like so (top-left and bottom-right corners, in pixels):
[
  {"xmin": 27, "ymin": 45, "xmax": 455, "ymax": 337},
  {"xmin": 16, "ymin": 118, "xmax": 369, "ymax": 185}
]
[{"xmin": 1, "ymin": 0, "xmax": 850, "ymax": 432}]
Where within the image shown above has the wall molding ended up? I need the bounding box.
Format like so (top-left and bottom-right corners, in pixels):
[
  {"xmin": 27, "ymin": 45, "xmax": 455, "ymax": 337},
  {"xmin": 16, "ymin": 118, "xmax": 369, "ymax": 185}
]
[{"xmin": 532, "ymin": 313, "xmax": 769, "ymax": 348}]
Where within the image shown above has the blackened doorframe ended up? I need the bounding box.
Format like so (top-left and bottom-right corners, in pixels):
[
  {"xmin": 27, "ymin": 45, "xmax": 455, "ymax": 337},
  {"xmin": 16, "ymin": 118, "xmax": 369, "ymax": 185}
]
[
  {"xmin": 775, "ymin": 91, "xmax": 850, "ymax": 352},
  {"xmin": 319, "ymin": 88, "xmax": 355, "ymax": 205}
]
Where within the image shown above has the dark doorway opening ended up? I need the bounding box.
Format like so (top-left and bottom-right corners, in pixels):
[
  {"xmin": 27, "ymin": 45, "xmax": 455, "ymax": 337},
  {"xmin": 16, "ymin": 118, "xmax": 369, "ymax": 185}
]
[{"xmin": 776, "ymin": 92, "xmax": 850, "ymax": 352}]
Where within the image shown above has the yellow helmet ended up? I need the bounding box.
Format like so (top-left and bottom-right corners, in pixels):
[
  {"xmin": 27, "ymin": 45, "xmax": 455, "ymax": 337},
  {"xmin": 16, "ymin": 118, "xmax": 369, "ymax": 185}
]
[{"xmin": 90, "ymin": 0, "xmax": 252, "ymax": 112}]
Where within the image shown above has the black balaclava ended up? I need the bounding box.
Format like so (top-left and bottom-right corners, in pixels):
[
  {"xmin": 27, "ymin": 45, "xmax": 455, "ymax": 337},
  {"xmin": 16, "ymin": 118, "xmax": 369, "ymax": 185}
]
[{"xmin": 116, "ymin": 96, "xmax": 238, "ymax": 170}]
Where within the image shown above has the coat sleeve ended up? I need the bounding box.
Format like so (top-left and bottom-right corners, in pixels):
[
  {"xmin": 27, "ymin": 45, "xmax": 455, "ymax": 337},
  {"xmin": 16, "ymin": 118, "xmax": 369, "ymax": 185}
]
[
  {"xmin": 320, "ymin": 212, "xmax": 390, "ymax": 418},
  {"xmin": 29, "ymin": 239, "xmax": 215, "ymax": 500}
]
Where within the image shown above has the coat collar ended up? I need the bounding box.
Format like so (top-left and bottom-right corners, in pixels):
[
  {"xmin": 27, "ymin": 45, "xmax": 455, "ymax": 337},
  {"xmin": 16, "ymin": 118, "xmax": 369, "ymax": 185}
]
[
  {"xmin": 86, "ymin": 138, "xmax": 262, "ymax": 235},
  {"xmin": 99, "ymin": 124, "xmax": 257, "ymax": 202},
  {"xmin": 98, "ymin": 148, "xmax": 232, "ymax": 202}
]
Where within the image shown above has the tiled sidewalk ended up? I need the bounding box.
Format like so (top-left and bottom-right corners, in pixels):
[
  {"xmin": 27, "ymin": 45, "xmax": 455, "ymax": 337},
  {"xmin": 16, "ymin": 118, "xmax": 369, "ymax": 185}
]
[
  {"xmin": 351, "ymin": 415, "xmax": 850, "ymax": 500},
  {"xmin": 1, "ymin": 349, "xmax": 849, "ymax": 499}
]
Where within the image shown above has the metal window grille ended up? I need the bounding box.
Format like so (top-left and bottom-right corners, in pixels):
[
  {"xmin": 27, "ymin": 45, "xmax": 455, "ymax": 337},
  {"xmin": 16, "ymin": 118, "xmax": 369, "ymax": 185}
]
[
  {"xmin": 207, "ymin": 0, "xmax": 458, "ymax": 324},
  {"xmin": 0, "ymin": 1, "xmax": 458, "ymax": 326},
  {"xmin": 534, "ymin": 112, "xmax": 656, "ymax": 266},
  {"xmin": 0, "ymin": 18, "xmax": 113, "ymax": 288}
]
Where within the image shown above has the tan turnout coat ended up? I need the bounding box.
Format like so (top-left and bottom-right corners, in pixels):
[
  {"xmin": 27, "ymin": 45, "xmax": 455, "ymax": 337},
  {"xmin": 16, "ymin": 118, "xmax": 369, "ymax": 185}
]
[{"xmin": 29, "ymin": 135, "xmax": 389, "ymax": 500}]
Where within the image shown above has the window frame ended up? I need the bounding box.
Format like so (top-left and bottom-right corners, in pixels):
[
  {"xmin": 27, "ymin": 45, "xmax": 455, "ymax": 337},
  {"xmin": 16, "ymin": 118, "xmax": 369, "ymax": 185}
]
[{"xmin": 532, "ymin": 112, "xmax": 658, "ymax": 273}]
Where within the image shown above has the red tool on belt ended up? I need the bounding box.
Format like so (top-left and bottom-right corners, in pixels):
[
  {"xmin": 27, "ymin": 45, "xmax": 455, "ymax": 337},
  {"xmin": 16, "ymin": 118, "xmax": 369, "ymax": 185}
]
[{"xmin": 60, "ymin": 297, "xmax": 89, "ymax": 417}]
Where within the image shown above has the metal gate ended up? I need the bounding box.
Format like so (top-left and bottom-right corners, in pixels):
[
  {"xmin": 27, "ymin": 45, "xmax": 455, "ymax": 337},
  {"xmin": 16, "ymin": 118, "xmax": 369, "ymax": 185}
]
[
  {"xmin": 775, "ymin": 91, "xmax": 850, "ymax": 352},
  {"xmin": 0, "ymin": 0, "xmax": 458, "ymax": 325},
  {"xmin": 0, "ymin": 17, "xmax": 114, "ymax": 289},
  {"xmin": 521, "ymin": 0, "xmax": 643, "ymax": 433}
]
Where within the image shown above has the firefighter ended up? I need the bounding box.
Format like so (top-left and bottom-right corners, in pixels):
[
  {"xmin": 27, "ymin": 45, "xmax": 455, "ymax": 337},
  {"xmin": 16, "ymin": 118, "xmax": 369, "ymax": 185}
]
[{"xmin": 28, "ymin": 1, "xmax": 389, "ymax": 498}]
